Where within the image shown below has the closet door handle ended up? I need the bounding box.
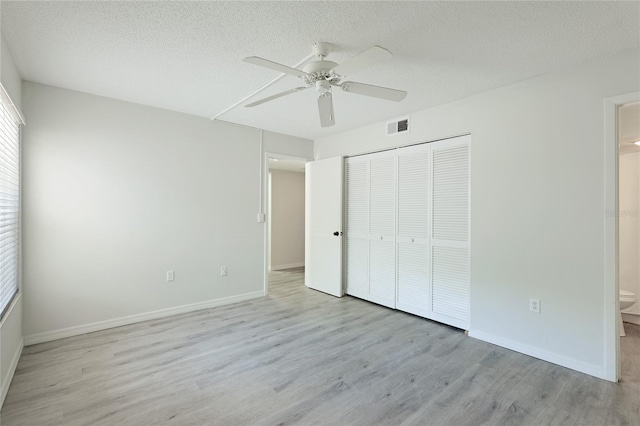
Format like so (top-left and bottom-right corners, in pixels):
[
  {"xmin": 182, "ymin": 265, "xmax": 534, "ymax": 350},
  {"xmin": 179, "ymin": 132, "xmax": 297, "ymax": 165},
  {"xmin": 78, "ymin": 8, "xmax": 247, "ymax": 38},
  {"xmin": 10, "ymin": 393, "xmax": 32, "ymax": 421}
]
[{"xmin": 333, "ymin": 231, "xmax": 342, "ymax": 236}]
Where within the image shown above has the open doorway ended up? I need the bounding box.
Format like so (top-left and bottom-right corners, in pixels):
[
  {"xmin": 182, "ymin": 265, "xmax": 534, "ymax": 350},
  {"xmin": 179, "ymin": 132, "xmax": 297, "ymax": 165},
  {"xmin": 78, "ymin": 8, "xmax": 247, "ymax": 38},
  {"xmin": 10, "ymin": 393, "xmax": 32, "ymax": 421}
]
[
  {"xmin": 605, "ymin": 91, "xmax": 640, "ymax": 383},
  {"xmin": 618, "ymin": 101, "xmax": 640, "ymax": 383},
  {"xmin": 264, "ymin": 154, "xmax": 308, "ymax": 296}
]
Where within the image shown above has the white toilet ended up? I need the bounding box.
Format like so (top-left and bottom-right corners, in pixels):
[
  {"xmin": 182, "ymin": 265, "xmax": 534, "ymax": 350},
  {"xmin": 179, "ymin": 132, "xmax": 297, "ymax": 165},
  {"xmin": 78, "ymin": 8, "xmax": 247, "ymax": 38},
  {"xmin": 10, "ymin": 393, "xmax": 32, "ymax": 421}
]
[{"xmin": 620, "ymin": 289, "xmax": 637, "ymax": 337}]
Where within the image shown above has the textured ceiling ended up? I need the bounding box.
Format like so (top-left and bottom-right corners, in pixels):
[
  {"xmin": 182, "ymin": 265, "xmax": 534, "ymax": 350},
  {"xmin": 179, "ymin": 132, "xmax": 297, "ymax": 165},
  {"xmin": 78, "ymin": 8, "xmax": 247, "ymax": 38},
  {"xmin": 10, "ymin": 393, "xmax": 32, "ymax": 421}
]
[{"xmin": 1, "ymin": 1, "xmax": 639, "ymax": 140}]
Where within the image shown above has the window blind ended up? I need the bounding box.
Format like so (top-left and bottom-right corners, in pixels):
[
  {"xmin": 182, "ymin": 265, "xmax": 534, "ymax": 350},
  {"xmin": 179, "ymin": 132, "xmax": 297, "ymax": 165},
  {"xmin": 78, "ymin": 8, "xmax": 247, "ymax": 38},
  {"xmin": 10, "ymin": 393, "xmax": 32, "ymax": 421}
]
[{"xmin": 0, "ymin": 88, "xmax": 21, "ymax": 319}]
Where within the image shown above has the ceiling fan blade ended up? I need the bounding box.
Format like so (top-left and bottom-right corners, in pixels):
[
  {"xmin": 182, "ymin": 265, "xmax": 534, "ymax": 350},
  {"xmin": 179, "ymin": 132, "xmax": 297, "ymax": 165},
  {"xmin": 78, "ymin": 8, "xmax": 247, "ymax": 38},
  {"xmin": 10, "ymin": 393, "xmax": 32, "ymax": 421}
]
[
  {"xmin": 317, "ymin": 92, "xmax": 335, "ymax": 127},
  {"xmin": 341, "ymin": 81, "xmax": 407, "ymax": 102},
  {"xmin": 243, "ymin": 56, "xmax": 309, "ymax": 78},
  {"xmin": 245, "ymin": 87, "xmax": 308, "ymax": 108},
  {"xmin": 331, "ymin": 45, "xmax": 393, "ymax": 77}
]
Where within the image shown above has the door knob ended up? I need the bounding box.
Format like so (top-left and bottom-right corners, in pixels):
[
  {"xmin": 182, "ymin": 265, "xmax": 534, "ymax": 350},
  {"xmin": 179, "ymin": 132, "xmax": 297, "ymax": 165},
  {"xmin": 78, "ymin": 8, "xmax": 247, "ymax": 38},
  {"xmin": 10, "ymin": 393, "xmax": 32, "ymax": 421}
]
[{"xmin": 333, "ymin": 231, "xmax": 342, "ymax": 236}]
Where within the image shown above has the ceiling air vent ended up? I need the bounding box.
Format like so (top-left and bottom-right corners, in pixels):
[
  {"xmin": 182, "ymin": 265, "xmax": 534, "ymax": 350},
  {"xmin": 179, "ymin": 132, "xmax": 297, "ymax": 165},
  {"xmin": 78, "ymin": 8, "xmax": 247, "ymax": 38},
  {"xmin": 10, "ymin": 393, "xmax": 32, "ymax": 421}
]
[{"xmin": 386, "ymin": 117, "xmax": 410, "ymax": 136}]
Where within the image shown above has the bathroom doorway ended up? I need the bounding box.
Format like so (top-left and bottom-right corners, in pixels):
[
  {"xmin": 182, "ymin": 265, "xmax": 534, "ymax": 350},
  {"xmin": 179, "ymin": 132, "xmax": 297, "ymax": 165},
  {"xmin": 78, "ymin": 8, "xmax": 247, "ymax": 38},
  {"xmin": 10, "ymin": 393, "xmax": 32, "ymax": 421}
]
[
  {"xmin": 617, "ymin": 100, "xmax": 640, "ymax": 382},
  {"xmin": 605, "ymin": 92, "xmax": 640, "ymax": 382}
]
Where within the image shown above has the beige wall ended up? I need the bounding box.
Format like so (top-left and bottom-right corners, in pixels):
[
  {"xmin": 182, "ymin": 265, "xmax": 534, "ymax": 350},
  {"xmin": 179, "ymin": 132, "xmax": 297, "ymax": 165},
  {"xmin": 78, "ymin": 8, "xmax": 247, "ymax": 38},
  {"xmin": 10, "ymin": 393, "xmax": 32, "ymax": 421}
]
[{"xmin": 269, "ymin": 170, "xmax": 305, "ymax": 270}]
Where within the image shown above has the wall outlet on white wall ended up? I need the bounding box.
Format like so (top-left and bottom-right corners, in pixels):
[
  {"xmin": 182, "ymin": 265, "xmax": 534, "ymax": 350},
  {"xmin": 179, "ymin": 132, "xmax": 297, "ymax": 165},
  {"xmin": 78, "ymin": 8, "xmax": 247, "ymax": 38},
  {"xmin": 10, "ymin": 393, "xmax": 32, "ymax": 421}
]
[
  {"xmin": 220, "ymin": 266, "xmax": 228, "ymax": 276},
  {"xmin": 529, "ymin": 298, "xmax": 540, "ymax": 313},
  {"xmin": 166, "ymin": 270, "xmax": 175, "ymax": 282}
]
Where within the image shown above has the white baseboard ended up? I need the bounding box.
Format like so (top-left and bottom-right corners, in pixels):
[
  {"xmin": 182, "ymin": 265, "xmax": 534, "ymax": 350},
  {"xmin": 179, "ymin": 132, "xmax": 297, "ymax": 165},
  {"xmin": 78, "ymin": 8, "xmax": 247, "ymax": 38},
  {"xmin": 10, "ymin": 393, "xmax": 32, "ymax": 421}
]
[
  {"xmin": 1, "ymin": 337, "xmax": 23, "ymax": 408},
  {"xmin": 622, "ymin": 312, "xmax": 640, "ymax": 325},
  {"xmin": 469, "ymin": 329, "xmax": 608, "ymax": 381},
  {"xmin": 271, "ymin": 262, "xmax": 304, "ymax": 271},
  {"xmin": 24, "ymin": 291, "xmax": 264, "ymax": 346}
]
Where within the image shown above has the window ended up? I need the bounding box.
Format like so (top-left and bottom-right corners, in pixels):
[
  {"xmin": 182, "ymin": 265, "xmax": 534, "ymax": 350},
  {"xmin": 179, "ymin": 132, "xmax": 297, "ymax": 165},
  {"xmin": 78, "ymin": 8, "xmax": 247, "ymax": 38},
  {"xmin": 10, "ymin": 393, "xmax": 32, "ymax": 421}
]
[{"xmin": 0, "ymin": 85, "xmax": 22, "ymax": 319}]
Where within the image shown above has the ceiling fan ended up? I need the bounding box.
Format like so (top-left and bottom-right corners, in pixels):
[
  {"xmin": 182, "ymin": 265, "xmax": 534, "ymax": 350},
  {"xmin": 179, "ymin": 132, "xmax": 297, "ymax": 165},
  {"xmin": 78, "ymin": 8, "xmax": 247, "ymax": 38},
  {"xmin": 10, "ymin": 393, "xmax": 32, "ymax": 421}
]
[{"xmin": 243, "ymin": 42, "xmax": 407, "ymax": 127}]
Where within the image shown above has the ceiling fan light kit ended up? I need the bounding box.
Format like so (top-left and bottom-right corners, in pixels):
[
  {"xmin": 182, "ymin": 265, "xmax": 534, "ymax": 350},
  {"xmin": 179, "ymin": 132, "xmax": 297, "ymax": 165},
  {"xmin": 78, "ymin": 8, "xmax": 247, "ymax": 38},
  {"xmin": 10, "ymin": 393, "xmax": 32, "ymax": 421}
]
[{"xmin": 242, "ymin": 42, "xmax": 408, "ymax": 127}]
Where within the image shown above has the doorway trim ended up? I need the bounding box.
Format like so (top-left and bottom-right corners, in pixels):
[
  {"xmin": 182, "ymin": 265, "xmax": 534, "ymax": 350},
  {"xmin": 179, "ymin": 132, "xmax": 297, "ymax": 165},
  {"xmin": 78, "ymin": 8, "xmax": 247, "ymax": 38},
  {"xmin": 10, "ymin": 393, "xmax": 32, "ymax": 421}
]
[
  {"xmin": 604, "ymin": 91, "xmax": 640, "ymax": 382},
  {"xmin": 262, "ymin": 152, "xmax": 311, "ymax": 296}
]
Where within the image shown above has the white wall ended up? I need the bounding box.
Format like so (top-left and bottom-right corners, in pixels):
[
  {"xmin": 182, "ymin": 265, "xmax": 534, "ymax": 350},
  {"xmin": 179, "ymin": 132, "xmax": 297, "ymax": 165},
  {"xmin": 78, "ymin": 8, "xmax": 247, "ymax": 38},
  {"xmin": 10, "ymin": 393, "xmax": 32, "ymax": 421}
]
[
  {"xmin": 315, "ymin": 48, "xmax": 640, "ymax": 378},
  {"xmin": 263, "ymin": 132, "xmax": 313, "ymax": 159},
  {"xmin": 619, "ymin": 152, "xmax": 640, "ymax": 316},
  {"xmin": 1, "ymin": 37, "xmax": 21, "ymax": 109},
  {"xmin": 0, "ymin": 34, "xmax": 24, "ymax": 406},
  {"xmin": 21, "ymin": 82, "xmax": 312, "ymax": 342},
  {"xmin": 269, "ymin": 169, "xmax": 305, "ymax": 270}
]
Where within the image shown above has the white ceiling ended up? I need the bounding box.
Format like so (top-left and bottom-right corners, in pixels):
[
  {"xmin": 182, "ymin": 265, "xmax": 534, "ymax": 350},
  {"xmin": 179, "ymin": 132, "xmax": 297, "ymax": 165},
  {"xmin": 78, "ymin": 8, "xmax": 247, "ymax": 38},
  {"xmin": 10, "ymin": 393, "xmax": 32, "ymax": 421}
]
[{"xmin": 2, "ymin": 1, "xmax": 639, "ymax": 140}]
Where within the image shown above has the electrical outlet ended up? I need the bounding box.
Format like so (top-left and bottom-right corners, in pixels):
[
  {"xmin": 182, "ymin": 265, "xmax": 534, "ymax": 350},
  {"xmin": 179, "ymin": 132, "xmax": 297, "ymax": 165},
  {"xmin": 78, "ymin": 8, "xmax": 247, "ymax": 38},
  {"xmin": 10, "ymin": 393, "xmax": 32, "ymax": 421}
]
[
  {"xmin": 220, "ymin": 266, "xmax": 227, "ymax": 276},
  {"xmin": 529, "ymin": 298, "xmax": 540, "ymax": 313},
  {"xmin": 166, "ymin": 270, "xmax": 175, "ymax": 282}
]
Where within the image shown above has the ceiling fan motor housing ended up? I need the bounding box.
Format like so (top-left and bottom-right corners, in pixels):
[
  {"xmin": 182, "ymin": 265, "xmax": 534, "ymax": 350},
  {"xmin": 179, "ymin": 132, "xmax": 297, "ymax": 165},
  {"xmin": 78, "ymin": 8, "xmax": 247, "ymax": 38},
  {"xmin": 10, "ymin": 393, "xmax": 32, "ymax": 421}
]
[
  {"xmin": 302, "ymin": 60, "xmax": 340, "ymax": 85},
  {"xmin": 315, "ymin": 80, "xmax": 331, "ymax": 94}
]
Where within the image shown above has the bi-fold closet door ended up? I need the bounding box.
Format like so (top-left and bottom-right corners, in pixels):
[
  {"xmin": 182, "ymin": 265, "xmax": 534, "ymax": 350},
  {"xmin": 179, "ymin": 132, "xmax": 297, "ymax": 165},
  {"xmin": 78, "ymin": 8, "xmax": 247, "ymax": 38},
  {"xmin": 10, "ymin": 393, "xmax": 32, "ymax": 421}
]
[
  {"xmin": 345, "ymin": 150, "xmax": 396, "ymax": 309},
  {"xmin": 344, "ymin": 135, "xmax": 470, "ymax": 330},
  {"xmin": 396, "ymin": 143, "xmax": 431, "ymax": 318}
]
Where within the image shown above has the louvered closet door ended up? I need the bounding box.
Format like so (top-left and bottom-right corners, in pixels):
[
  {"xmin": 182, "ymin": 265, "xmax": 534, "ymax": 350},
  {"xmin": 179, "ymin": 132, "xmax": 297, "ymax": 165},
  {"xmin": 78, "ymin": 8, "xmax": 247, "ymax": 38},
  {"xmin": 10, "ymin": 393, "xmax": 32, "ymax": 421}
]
[
  {"xmin": 368, "ymin": 151, "xmax": 396, "ymax": 308},
  {"xmin": 396, "ymin": 144, "xmax": 430, "ymax": 318},
  {"xmin": 430, "ymin": 136, "xmax": 470, "ymax": 329},
  {"xmin": 345, "ymin": 157, "xmax": 369, "ymax": 301}
]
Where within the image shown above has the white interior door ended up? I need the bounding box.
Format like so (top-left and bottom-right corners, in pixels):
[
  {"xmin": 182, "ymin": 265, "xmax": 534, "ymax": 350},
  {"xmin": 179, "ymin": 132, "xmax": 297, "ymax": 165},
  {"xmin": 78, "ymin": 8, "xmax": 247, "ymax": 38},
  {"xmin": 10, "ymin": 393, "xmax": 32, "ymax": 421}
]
[
  {"xmin": 396, "ymin": 143, "xmax": 431, "ymax": 317},
  {"xmin": 342, "ymin": 135, "xmax": 470, "ymax": 330},
  {"xmin": 430, "ymin": 136, "xmax": 471, "ymax": 330},
  {"xmin": 345, "ymin": 157, "xmax": 369, "ymax": 301},
  {"xmin": 368, "ymin": 152, "xmax": 397, "ymax": 308},
  {"xmin": 345, "ymin": 152, "xmax": 396, "ymax": 308},
  {"xmin": 305, "ymin": 156, "xmax": 344, "ymax": 297}
]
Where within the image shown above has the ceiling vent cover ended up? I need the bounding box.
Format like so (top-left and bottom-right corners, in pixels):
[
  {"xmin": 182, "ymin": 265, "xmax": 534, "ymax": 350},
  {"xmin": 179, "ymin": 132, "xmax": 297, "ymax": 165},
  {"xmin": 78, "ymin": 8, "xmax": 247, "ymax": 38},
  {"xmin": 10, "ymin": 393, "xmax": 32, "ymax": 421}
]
[{"xmin": 387, "ymin": 117, "xmax": 410, "ymax": 136}]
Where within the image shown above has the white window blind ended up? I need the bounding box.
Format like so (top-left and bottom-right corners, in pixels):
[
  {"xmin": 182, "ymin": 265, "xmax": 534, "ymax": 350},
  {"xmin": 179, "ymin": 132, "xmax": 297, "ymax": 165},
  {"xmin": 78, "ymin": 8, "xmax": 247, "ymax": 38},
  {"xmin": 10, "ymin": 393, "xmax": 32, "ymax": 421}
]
[{"xmin": 0, "ymin": 88, "xmax": 21, "ymax": 319}]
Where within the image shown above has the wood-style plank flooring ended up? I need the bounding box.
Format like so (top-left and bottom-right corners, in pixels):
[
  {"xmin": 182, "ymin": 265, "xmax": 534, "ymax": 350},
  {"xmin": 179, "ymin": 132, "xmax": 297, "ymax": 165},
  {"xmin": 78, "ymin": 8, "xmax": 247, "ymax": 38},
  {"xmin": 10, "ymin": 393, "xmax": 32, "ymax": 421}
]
[{"xmin": 2, "ymin": 268, "xmax": 639, "ymax": 425}]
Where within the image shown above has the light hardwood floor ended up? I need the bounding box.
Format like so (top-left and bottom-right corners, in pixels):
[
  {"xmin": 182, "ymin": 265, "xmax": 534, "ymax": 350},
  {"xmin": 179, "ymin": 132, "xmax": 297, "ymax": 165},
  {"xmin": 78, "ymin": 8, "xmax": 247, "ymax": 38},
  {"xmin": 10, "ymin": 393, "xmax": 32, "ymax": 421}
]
[{"xmin": 2, "ymin": 268, "xmax": 639, "ymax": 425}]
